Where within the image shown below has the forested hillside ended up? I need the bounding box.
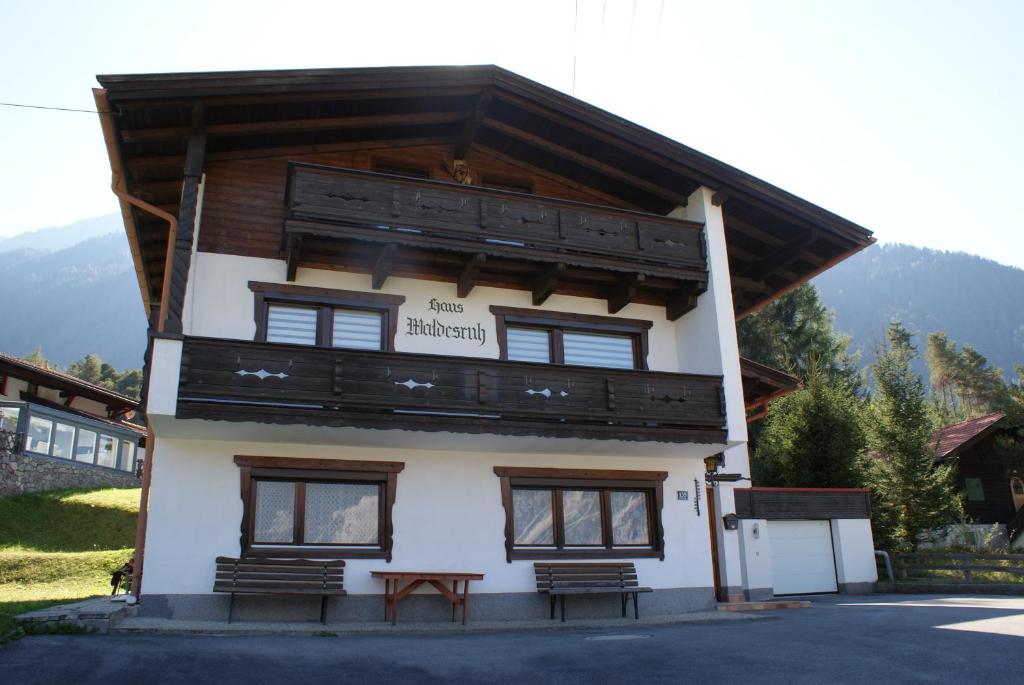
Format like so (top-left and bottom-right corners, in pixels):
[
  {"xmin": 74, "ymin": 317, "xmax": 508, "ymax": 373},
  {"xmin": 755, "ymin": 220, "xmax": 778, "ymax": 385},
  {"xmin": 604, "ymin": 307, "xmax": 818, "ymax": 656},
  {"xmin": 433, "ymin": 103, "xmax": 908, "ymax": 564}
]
[{"xmin": 814, "ymin": 243, "xmax": 1024, "ymax": 379}]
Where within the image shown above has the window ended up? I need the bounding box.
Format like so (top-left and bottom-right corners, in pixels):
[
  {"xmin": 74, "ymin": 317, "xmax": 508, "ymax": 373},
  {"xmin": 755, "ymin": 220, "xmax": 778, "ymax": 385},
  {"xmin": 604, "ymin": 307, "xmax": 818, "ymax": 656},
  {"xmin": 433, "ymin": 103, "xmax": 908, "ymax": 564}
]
[
  {"xmin": 332, "ymin": 309, "xmax": 383, "ymax": 350},
  {"xmin": 235, "ymin": 455, "xmax": 404, "ymax": 560},
  {"xmin": 563, "ymin": 331, "xmax": 635, "ymax": 369},
  {"xmin": 120, "ymin": 441, "xmax": 137, "ymax": 472},
  {"xmin": 51, "ymin": 423, "xmax": 76, "ymax": 459},
  {"xmin": 75, "ymin": 429, "xmax": 97, "ymax": 463},
  {"xmin": 507, "ymin": 327, "xmax": 551, "ymax": 363},
  {"xmin": 965, "ymin": 477, "xmax": 985, "ymax": 502},
  {"xmin": 96, "ymin": 435, "xmax": 117, "ymax": 468},
  {"xmin": 495, "ymin": 466, "xmax": 666, "ymax": 561},
  {"xmin": 492, "ymin": 306, "xmax": 651, "ymax": 370},
  {"xmin": 250, "ymin": 282, "xmax": 404, "ymax": 351},
  {"xmin": 26, "ymin": 416, "xmax": 52, "ymax": 454},
  {"xmin": 0, "ymin": 406, "xmax": 19, "ymax": 433},
  {"xmin": 266, "ymin": 304, "xmax": 318, "ymax": 345}
]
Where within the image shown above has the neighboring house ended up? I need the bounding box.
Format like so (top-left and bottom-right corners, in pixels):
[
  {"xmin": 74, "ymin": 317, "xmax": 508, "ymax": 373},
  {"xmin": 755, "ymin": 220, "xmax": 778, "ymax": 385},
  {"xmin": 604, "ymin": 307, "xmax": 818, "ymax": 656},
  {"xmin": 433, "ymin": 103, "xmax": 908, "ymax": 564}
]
[
  {"xmin": 93, "ymin": 65, "xmax": 876, "ymax": 620},
  {"xmin": 932, "ymin": 412, "xmax": 1024, "ymax": 542},
  {"xmin": 0, "ymin": 352, "xmax": 143, "ymax": 495}
]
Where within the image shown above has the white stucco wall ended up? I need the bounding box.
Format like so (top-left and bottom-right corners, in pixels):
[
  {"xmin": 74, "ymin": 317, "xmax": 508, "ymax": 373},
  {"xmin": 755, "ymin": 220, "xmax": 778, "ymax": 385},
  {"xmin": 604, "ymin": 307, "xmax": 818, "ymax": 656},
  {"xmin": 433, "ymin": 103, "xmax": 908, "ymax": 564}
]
[
  {"xmin": 676, "ymin": 188, "xmax": 747, "ymax": 449},
  {"xmin": 831, "ymin": 518, "xmax": 878, "ymax": 586},
  {"xmin": 182, "ymin": 252, "xmax": 706, "ymax": 377},
  {"xmin": 737, "ymin": 518, "xmax": 773, "ymax": 593},
  {"xmin": 142, "ymin": 438, "xmax": 716, "ymax": 596}
]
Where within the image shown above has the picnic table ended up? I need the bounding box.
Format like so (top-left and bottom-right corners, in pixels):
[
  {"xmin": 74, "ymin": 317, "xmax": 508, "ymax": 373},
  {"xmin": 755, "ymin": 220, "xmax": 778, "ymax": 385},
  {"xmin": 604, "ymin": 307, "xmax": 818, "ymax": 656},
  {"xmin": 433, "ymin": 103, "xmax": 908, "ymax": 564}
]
[{"xmin": 370, "ymin": 570, "xmax": 484, "ymax": 625}]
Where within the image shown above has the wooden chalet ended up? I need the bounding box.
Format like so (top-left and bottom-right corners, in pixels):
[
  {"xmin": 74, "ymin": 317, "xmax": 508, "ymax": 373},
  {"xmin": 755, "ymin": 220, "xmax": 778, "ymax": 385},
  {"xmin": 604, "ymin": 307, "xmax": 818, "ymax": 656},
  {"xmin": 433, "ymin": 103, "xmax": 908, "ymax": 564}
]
[{"xmin": 93, "ymin": 65, "xmax": 876, "ymax": 620}]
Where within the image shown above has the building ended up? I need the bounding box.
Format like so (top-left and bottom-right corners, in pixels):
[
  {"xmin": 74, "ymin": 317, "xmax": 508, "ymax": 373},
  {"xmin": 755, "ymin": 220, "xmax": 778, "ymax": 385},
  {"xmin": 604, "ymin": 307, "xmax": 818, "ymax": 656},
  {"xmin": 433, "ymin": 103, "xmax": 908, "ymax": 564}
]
[
  {"xmin": 94, "ymin": 65, "xmax": 877, "ymax": 621},
  {"xmin": 932, "ymin": 412, "xmax": 1024, "ymax": 543},
  {"xmin": 0, "ymin": 352, "xmax": 143, "ymax": 495}
]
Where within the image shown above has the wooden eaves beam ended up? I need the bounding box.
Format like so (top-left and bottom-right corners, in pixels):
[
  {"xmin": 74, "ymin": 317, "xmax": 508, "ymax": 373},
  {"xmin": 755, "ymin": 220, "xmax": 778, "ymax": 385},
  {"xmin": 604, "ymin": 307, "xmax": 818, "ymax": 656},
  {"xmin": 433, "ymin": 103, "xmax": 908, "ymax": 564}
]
[
  {"xmin": 532, "ymin": 263, "xmax": 565, "ymax": 306},
  {"xmin": 285, "ymin": 235, "xmax": 302, "ymax": 281},
  {"xmin": 371, "ymin": 244, "xmax": 398, "ymax": 289},
  {"xmin": 743, "ymin": 230, "xmax": 818, "ymax": 281},
  {"xmin": 666, "ymin": 282, "xmax": 703, "ymax": 321},
  {"xmin": 608, "ymin": 273, "xmax": 645, "ymax": 314},
  {"xmin": 481, "ymin": 117, "xmax": 689, "ymax": 207},
  {"xmin": 457, "ymin": 253, "xmax": 487, "ymax": 298},
  {"xmin": 453, "ymin": 89, "xmax": 492, "ymax": 159},
  {"xmin": 120, "ymin": 111, "xmax": 469, "ymax": 143}
]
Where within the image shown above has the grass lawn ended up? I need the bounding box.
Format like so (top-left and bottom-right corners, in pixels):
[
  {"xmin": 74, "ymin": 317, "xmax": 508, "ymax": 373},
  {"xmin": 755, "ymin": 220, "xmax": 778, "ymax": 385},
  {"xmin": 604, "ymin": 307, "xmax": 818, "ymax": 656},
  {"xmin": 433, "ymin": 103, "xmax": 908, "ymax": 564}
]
[{"xmin": 0, "ymin": 487, "xmax": 138, "ymax": 642}]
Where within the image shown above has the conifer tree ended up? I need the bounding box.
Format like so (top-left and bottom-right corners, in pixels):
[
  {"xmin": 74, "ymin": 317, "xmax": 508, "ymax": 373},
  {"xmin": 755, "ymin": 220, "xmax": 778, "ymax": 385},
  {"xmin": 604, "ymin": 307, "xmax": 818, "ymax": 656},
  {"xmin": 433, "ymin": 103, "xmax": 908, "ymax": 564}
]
[
  {"xmin": 866, "ymin": 322, "xmax": 962, "ymax": 549},
  {"xmin": 754, "ymin": 363, "xmax": 866, "ymax": 488}
]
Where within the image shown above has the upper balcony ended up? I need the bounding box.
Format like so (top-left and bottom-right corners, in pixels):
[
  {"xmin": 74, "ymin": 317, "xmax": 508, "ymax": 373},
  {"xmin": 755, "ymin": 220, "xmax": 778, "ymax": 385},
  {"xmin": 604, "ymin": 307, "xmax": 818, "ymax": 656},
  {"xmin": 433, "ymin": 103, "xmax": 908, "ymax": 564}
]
[
  {"xmin": 176, "ymin": 337, "xmax": 726, "ymax": 444},
  {"xmin": 283, "ymin": 164, "xmax": 709, "ymax": 320}
]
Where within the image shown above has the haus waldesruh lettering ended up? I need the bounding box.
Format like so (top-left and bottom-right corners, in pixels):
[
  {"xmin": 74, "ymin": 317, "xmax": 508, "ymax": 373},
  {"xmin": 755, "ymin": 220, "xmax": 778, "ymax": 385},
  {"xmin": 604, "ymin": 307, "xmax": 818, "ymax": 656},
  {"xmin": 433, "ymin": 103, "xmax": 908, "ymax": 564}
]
[{"xmin": 94, "ymin": 65, "xmax": 878, "ymax": 623}]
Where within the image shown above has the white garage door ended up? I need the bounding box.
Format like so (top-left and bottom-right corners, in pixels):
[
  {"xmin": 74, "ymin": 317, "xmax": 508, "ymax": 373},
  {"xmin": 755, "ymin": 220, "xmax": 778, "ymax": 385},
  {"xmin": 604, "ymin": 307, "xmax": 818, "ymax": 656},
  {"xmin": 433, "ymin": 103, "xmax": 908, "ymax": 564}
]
[{"xmin": 769, "ymin": 520, "xmax": 838, "ymax": 595}]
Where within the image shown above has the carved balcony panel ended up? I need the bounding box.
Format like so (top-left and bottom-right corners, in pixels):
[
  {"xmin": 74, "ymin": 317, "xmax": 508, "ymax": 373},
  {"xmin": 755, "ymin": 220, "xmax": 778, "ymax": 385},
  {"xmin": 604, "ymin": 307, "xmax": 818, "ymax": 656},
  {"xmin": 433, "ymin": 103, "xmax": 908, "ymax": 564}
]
[
  {"xmin": 283, "ymin": 164, "xmax": 709, "ymax": 319},
  {"xmin": 177, "ymin": 337, "xmax": 727, "ymax": 444}
]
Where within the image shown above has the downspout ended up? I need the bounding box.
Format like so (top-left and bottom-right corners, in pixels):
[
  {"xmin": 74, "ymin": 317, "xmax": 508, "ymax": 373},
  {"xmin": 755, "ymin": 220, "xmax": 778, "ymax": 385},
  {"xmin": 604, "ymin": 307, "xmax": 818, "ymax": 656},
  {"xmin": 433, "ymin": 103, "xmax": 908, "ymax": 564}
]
[{"xmin": 95, "ymin": 93, "xmax": 179, "ymax": 599}]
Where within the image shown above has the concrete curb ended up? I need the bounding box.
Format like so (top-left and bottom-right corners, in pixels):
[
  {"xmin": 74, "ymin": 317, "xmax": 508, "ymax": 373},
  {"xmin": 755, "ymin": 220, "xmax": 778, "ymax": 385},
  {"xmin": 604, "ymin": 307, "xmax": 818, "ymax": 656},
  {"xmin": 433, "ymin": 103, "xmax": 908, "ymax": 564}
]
[{"xmin": 110, "ymin": 610, "xmax": 771, "ymax": 637}]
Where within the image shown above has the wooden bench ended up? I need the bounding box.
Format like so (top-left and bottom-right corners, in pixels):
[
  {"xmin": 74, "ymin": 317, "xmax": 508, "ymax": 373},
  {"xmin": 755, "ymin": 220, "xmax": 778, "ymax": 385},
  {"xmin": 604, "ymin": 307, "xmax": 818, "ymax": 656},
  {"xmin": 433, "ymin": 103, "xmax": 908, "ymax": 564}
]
[
  {"xmin": 213, "ymin": 557, "xmax": 346, "ymax": 623},
  {"xmin": 535, "ymin": 562, "xmax": 652, "ymax": 622}
]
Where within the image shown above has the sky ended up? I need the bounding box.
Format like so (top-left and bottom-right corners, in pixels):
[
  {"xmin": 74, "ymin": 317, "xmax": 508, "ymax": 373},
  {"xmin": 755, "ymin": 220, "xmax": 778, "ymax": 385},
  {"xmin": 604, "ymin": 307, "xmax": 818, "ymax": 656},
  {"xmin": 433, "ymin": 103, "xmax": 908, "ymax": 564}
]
[{"xmin": 1, "ymin": 0, "xmax": 1022, "ymax": 268}]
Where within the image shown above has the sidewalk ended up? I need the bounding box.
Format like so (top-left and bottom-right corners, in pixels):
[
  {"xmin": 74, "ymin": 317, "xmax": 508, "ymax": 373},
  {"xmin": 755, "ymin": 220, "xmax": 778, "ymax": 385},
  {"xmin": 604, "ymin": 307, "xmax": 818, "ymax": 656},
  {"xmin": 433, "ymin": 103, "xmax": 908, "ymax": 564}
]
[{"xmin": 18, "ymin": 597, "xmax": 768, "ymax": 637}]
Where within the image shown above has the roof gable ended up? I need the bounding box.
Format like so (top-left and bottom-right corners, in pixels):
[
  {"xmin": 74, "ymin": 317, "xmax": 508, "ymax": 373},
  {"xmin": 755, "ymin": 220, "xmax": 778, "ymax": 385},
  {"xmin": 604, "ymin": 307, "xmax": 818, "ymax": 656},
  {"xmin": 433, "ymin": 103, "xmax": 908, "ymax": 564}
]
[
  {"xmin": 93, "ymin": 64, "xmax": 874, "ymax": 317},
  {"xmin": 931, "ymin": 412, "xmax": 1007, "ymax": 459}
]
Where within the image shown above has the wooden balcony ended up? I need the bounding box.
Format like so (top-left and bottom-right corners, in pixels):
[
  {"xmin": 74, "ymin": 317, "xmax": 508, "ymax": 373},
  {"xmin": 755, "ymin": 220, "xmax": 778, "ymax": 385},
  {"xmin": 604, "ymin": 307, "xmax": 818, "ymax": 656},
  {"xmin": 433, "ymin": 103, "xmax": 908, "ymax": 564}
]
[
  {"xmin": 283, "ymin": 164, "xmax": 709, "ymax": 320},
  {"xmin": 176, "ymin": 337, "xmax": 727, "ymax": 443}
]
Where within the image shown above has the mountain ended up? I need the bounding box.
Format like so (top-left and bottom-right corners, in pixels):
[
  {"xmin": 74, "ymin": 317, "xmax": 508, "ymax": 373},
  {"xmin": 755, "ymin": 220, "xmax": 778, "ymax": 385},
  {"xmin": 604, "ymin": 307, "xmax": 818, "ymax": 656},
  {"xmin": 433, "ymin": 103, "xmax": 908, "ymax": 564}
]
[
  {"xmin": 0, "ymin": 220, "xmax": 147, "ymax": 370},
  {"xmin": 813, "ymin": 243, "xmax": 1024, "ymax": 380},
  {"xmin": 0, "ymin": 214, "xmax": 123, "ymax": 254}
]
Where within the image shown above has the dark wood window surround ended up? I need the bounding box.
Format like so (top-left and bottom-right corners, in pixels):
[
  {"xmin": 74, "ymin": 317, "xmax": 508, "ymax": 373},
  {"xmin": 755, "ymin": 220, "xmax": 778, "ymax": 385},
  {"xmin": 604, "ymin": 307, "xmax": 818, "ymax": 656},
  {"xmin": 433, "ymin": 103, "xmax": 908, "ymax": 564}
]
[
  {"xmin": 249, "ymin": 281, "xmax": 405, "ymax": 350},
  {"xmin": 235, "ymin": 455, "xmax": 404, "ymax": 561},
  {"xmin": 494, "ymin": 466, "xmax": 667, "ymax": 562},
  {"xmin": 490, "ymin": 306, "xmax": 652, "ymax": 371}
]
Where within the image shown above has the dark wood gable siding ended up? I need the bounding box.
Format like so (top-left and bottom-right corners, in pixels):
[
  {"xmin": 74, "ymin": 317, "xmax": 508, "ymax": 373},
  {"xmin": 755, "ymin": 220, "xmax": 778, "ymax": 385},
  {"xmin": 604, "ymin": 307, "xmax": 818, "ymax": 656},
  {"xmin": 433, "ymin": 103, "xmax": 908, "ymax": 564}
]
[
  {"xmin": 198, "ymin": 145, "xmax": 616, "ymax": 260},
  {"xmin": 957, "ymin": 433, "xmax": 1019, "ymax": 524}
]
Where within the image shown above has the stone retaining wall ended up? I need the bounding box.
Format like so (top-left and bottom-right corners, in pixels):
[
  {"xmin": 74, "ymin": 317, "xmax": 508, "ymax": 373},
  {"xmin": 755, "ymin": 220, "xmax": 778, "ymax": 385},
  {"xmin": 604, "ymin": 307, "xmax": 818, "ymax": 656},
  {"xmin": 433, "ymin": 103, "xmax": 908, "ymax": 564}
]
[{"xmin": 0, "ymin": 450, "xmax": 139, "ymax": 496}]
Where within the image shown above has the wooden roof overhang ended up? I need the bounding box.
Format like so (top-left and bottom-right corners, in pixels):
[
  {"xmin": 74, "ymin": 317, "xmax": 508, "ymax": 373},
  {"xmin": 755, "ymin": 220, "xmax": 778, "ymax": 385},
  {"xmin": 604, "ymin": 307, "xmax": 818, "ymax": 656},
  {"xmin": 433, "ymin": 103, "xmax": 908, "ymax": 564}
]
[
  {"xmin": 93, "ymin": 65, "xmax": 875, "ymax": 318},
  {"xmin": 740, "ymin": 357, "xmax": 801, "ymax": 423},
  {"xmin": 0, "ymin": 353, "xmax": 139, "ymax": 416}
]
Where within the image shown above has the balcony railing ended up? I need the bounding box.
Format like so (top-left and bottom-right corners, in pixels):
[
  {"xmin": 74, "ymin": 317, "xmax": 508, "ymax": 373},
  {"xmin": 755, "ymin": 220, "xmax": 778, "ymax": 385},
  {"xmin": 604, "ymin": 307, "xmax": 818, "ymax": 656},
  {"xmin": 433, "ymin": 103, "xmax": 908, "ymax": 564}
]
[
  {"xmin": 177, "ymin": 337, "xmax": 727, "ymax": 444},
  {"xmin": 283, "ymin": 164, "xmax": 708, "ymax": 319}
]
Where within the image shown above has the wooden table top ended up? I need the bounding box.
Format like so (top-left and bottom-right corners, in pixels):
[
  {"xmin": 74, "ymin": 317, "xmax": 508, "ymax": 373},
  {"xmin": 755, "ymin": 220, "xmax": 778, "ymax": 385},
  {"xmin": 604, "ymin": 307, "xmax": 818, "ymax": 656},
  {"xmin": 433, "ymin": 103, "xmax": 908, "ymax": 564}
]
[{"xmin": 370, "ymin": 571, "xmax": 485, "ymax": 581}]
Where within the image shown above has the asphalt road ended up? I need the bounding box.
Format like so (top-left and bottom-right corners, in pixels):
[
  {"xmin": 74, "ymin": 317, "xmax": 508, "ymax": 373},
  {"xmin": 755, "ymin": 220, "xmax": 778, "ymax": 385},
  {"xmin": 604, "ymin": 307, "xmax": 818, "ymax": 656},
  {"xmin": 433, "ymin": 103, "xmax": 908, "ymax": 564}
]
[{"xmin": 3, "ymin": 594, "xmax": 1024, "ymax": 684}]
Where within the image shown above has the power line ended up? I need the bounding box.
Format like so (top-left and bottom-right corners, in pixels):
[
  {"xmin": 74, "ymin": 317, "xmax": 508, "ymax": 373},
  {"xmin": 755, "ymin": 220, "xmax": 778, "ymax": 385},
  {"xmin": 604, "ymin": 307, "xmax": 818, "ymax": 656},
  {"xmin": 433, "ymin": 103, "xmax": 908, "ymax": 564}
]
[{"xmin": 0, "ymin": 101, "xmax": 114, "ymax": 115}]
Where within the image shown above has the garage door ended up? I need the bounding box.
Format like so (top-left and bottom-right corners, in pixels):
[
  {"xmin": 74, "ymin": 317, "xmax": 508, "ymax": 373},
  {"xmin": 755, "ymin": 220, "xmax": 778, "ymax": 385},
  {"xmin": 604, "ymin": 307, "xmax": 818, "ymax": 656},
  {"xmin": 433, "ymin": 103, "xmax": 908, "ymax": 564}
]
[{"xmin": 769, "ymin": 520, "xmax": 838, "ymax": 595}]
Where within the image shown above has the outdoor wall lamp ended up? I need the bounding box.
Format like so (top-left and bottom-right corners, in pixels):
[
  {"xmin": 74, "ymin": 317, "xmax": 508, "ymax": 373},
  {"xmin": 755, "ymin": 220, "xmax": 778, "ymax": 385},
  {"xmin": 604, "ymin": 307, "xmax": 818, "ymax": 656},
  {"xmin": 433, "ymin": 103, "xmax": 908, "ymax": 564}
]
[{"xmin": 703, "ymin": 453, "xmax": 750, "ymax": 487}]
